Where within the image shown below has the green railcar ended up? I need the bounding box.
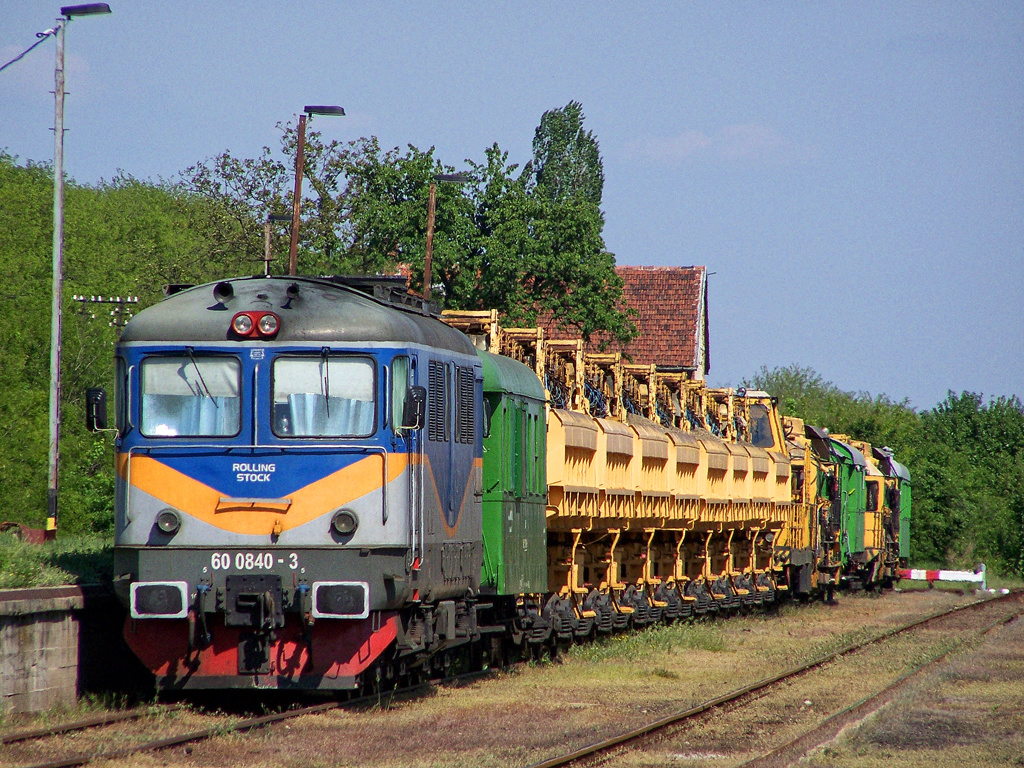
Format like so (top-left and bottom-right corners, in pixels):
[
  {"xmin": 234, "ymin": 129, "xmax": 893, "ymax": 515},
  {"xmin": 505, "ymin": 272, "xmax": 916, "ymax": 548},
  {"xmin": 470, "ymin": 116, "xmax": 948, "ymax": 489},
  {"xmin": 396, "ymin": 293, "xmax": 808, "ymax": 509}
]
[
  {"xmin": 829, "ymin": 438, "xmax": 868, "ymax": 582},
  {"xmin": 477, "ymin": 351, "xmax": 548, "ymax": 595}
]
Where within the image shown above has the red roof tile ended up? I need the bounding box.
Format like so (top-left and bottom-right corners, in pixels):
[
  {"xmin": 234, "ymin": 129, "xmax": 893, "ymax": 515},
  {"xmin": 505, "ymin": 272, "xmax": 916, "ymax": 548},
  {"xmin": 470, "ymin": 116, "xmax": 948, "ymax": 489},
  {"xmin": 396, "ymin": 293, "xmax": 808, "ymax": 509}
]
[{"xmin": 539, "ymin": 265, "xmax": 708, "ymax": 372}]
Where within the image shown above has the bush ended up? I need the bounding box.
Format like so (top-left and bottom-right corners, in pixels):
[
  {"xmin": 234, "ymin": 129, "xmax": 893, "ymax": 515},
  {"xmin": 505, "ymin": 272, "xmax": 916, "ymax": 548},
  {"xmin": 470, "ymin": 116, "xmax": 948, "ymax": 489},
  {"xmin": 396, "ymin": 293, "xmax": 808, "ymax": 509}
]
[{"xmin": 0, "ymin": 531, "xmax": 112, "ymax": 589}]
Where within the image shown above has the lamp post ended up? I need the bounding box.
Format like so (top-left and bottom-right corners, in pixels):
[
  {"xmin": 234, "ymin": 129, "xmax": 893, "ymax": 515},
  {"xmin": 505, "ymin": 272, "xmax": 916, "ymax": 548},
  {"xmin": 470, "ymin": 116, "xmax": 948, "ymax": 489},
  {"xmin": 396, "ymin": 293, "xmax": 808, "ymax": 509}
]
[
  {"xmin": 287, "ymin": 105, "xmax": 345, "ymax": 276},
  {"xmin": 47, "ymin": 2, "xmax": 111, "ymax": 539},
  {"xmin": 423, "ymin": 173, "xmax": 470, "ymax": 302}
]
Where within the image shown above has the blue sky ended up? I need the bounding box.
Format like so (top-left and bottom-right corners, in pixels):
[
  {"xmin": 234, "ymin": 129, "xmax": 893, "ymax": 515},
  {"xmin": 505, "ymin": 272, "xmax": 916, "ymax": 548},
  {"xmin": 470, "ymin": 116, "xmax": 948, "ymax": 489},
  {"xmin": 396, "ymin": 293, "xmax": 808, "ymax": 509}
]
[{"xmin": 2, "ymin": 2, "xmax": 1021, "ymax": 410}]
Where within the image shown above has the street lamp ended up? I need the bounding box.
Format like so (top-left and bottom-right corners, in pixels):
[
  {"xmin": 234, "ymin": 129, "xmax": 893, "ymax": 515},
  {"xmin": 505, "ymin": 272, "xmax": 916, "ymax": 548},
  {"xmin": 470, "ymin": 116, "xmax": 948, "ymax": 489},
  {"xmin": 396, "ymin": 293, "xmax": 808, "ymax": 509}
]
[
  {"xmin": 287, "ymin": 105, "xmax": 345, "ymax": 276},
  {"xmin": 47, "ymin": 2, "xmax": 111, "ymax": 539},
  {"xmin": 423, "ymin": 173, "xmax": 471, "ymax": 302}
]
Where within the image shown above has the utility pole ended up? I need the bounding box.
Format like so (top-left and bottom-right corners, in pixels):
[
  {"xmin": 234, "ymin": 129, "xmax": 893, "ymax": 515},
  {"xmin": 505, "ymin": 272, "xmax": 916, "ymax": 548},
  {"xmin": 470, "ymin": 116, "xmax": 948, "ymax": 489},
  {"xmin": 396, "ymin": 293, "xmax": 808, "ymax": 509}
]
[
  {"xmin": 47, "ymin": 3, "xmax": 111, "ymax": 538},
  {"xmin": 287, "ymin": 105, "xmax": 344, "ymax": 276}
]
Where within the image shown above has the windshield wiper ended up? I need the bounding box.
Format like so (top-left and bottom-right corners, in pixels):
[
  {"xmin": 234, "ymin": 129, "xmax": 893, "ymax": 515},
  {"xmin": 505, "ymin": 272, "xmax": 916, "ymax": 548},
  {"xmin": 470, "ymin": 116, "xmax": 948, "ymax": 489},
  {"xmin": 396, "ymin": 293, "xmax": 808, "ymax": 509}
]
[
  {"xmin": 185, "ymin": 347, "xmax": 217, "ymax": 405},
  {"xmin": 321, "ymin": 347, "xmax": 331, "ymax": 416}
]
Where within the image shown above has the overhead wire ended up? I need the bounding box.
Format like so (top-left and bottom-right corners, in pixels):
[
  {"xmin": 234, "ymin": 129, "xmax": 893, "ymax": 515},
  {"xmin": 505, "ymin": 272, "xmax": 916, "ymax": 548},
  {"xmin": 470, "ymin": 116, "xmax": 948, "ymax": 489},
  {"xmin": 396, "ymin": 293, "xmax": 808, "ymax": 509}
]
[{"xmin": 0, "ymin": 27, "xmax": 58, "ymax": 76}]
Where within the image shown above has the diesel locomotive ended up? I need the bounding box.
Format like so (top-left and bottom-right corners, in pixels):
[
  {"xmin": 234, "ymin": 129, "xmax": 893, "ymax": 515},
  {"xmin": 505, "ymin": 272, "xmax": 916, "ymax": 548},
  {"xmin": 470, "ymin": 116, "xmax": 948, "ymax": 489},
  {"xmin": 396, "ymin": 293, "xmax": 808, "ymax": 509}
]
[{"xmin": 90, "ymin": 274, "xmax": 910, "ymax": 692}]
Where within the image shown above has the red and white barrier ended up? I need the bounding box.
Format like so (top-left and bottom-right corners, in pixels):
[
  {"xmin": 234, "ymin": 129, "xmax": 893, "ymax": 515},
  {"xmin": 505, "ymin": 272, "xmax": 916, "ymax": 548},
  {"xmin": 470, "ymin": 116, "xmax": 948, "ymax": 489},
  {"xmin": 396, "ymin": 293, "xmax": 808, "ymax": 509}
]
[{"xmin": 899, "ymin": 564, "xmax": 987, "ymax": 591}]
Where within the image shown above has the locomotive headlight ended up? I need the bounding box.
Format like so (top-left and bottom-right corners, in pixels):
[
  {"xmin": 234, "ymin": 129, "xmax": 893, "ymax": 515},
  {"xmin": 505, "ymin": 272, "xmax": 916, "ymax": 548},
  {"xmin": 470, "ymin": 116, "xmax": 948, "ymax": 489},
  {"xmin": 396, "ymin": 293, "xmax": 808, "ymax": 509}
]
[
  {"xmin": 232, "ymin": 313, "xmax": 254, "ymax": 335},
  {"xmin": 156, "ymin": 509, "xmax": 181, "ymax": 535},
  {"xmin": 331, "ymin": 509, "xmax": 358, "ymax": 537},
  {"xmin": 257, "ymin": 312, "xmax": 280, "ymax": 336}
]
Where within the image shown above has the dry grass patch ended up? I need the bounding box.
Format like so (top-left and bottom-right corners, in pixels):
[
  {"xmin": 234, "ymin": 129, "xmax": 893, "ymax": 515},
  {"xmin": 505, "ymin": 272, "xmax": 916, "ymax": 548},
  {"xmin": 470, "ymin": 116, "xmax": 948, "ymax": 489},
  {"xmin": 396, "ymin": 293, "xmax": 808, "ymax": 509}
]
[{"xmin": 804, "ymin": 611, "xmax": 1024, "ymax": 768}]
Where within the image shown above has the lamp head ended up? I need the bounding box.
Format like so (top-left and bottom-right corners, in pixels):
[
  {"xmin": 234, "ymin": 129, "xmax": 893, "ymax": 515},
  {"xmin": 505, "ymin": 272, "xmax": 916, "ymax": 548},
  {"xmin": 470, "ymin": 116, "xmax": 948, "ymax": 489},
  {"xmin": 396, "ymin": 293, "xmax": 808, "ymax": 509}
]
[
  {"xmin": 61, "ymin": 3, "xmax": 111, "ymax": 17},
  {"xmin": 434, "ymin": 173, "xmax": 472, "ymax": 184},
  {"xmin": 304, "ymin": 105, "xmax": 346, "ymax": 116}
]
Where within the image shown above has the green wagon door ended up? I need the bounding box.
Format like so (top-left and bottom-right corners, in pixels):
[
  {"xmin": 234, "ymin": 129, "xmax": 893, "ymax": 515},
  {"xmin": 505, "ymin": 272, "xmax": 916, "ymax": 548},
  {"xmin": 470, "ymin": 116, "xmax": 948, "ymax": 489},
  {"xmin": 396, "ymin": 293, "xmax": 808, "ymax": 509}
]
[{"xmin": 899, "ymin": 480, "xmax": 912, "ymax": 560}]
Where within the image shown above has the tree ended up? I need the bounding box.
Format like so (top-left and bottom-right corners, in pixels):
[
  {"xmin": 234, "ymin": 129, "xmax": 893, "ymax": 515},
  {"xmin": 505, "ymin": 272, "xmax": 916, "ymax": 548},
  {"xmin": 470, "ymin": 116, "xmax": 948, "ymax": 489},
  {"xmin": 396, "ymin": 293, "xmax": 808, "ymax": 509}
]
[
  {"xmin": 172, "ymin": 104, "xmax": 634, "ymax": 343},
  {"xmin": 914, "ymin": 393, "xmax": 1024, "ymax": 574},
  {"xmin": 529, "ymin": 100, "xmax": 604, "ymax": 206},
  {"xmin": 177, "ymin": 146, "xmax": 291, "ymax": 273},
  {"xmin": 327, "ymin": 137, "xmax": 476, "ymax": 283},
  {"xmin": 178, "ymin": 117, "xmax": 352, "ymax": 276},
  {"xmin": 464, "ymin": 144, "xmax": 632, "ymax": 343}
]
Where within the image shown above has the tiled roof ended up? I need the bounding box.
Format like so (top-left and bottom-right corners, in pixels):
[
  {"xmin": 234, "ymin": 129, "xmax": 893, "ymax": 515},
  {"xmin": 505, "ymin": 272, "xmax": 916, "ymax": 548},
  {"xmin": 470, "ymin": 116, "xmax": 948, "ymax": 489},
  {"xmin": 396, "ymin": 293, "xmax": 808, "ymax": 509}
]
[{"xmin": 539, "ymin": 265, "xmax": 708, "ymax": 371}]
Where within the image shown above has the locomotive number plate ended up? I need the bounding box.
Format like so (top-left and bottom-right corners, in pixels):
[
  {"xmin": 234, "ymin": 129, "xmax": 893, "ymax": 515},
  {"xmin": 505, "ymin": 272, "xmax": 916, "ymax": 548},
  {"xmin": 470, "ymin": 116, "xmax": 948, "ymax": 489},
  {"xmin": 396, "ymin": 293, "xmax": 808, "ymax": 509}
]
[{"xmin": 210, "ymin": 551, "xmax": 299, "ymax": 571}]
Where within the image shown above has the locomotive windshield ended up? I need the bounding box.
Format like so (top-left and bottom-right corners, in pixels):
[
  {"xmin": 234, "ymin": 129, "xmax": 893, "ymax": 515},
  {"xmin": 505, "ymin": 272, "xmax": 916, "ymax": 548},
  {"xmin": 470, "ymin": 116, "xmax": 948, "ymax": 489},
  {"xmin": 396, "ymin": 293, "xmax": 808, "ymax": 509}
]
[
  {"xmin": 272, "ymin": 355, "xmax": 376, "ymax": 437},
  {"xmin": 140, "ymin": 355, "xmax": 241, "ymax": 437}
]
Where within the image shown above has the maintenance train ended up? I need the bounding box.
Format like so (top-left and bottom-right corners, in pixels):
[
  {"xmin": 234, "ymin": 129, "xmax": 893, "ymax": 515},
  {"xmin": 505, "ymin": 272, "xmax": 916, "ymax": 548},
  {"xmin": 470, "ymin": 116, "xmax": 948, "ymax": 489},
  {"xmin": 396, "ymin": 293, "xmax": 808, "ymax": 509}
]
[{"xmin": 87, "ymin": 274, "xmax": 910, "ymax": 691}]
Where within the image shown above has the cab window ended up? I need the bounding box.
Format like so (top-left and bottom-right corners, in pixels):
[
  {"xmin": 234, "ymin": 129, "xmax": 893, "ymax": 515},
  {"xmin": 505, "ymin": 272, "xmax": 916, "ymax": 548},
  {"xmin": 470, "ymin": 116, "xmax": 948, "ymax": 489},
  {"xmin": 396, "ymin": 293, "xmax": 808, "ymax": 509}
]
[
  {"xmin": 391, "ymin": 356, "xmax": 410, "ymax": 431},
  {"xmin": 273, "ymin": 355, "xmax": 376, "ymax": 438},
  {"xmin": 140, "ymin": 355, "xmax": 241, "ymax": 437},
  {"xmin": 748, "ymin": 403, "xmax": 775, "ymax": 449},
  {"xmin": 866, "ymin": 480, "xmax": 880, "ymax": 512}
]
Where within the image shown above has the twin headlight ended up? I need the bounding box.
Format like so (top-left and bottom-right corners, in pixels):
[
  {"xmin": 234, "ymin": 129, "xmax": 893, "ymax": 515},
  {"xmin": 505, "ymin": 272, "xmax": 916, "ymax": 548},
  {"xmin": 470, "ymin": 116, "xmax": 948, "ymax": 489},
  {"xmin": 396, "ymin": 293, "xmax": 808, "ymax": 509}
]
[
  {"xmin": 231, "ymin": 311, "xmax": 280, "ymax": 338},
  {"xmin": 154, "ymin": 507, "xmax": 357, "ymax": 539}
]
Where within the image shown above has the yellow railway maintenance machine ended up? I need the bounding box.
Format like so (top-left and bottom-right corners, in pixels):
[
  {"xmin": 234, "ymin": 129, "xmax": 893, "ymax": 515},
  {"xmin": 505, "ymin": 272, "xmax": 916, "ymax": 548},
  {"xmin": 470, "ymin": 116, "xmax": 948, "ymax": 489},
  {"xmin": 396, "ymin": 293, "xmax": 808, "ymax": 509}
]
[{"xmin": 443, "ymin": 310, "xmax": 807, "ymax": 629}]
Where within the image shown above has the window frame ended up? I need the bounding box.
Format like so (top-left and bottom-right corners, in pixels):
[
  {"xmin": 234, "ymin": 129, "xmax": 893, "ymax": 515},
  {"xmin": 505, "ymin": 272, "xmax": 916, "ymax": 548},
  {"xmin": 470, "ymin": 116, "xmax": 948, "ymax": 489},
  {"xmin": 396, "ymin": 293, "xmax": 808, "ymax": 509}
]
[
  {"xmin": 138, "ymin": 353, "xmax": 243, "ymax": 439},
  {"xmin": 270, "ymin": 352, "xmax": 378, "ymax": 440}
]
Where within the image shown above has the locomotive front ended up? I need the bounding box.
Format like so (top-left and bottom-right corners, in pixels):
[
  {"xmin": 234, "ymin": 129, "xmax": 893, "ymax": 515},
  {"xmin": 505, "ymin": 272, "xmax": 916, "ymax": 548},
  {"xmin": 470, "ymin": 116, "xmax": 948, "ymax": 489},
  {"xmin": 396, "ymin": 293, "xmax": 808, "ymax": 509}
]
[{"xmin": 108, "ymin": 276, "xmax": 482, "ymax": 690}]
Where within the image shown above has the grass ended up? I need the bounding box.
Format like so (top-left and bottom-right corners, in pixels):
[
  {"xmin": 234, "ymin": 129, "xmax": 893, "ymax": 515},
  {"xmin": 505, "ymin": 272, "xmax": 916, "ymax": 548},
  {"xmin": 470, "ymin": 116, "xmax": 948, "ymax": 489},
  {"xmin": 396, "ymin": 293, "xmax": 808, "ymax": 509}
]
[
  {"xmin": 0, "ymin": 531, "xmax": 113, "ymax": 589},
  {"xmin": 568, "ymin": 619, "xmax": 729, "ymax": 664}
]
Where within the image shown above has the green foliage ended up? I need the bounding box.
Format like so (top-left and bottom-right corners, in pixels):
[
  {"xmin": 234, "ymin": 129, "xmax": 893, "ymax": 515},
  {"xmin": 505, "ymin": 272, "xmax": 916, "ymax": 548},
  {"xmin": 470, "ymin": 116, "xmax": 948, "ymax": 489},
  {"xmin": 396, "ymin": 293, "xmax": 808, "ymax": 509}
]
[
  {"xmin": 331, "ymin": 137, "xmax": 475, "ymax": 280},
  {"xmin": 529, "ymin": 100, "xmax": 604, "ymax": 206},
  {"xmin": 745, "ymin": 365, "xmax": 1024, "ymax": 576},
  {"xmin": 177, "ymin": 110, "xmax": 635, "ymax": 344},
  {"xmin": 0, "ymin": 151, "xmax": 267, "ymax": 533},
  {"xmin": 178, "ymin": 146, "xmax": 291, "ymax": 271},
  {"xmin": 913, "ymin": 393, "xmax": 1024, "ymax": 575},
  {"xmin": 465, "ymin": 144, "xmax": 634, "ymax": 344}
]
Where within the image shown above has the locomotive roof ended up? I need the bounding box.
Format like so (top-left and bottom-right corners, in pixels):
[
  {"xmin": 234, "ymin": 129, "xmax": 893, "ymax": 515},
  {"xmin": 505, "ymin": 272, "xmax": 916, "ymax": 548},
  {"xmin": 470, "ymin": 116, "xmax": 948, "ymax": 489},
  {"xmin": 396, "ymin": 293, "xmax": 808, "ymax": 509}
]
[
  {"xmin": 120, "ymin": 276, "xmax": 476, "ymax": 355},
  {"xmin": 873, "ymin": 446, "xmax": 911, "ymax": 481}
]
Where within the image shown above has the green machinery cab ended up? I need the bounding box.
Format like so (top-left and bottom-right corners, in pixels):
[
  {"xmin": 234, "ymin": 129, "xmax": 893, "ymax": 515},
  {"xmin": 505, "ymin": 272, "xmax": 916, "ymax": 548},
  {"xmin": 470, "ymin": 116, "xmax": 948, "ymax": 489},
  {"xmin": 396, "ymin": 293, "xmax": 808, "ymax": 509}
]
[
  {"xmin": 828, "ymin": 438, "xmax": 869, "ymax": 581},
  {"xmin": 874, "ymin": 447, "xmax": 912, "ymax": 562}
]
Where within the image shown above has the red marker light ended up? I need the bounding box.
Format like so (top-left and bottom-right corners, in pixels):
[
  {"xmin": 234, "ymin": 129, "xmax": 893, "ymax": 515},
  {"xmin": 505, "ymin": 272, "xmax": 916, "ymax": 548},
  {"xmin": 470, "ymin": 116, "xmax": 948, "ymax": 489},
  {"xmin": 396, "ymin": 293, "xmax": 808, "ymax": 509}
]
[{"xmin": 230, "ymin": 311, "xmax": 280, "ymax": 338}]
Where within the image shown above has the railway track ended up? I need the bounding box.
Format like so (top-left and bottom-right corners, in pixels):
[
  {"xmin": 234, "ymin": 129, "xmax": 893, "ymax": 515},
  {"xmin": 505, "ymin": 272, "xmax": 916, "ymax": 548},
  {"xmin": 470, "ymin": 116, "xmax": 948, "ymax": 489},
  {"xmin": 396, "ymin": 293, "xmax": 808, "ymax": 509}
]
[
  {"xmin": 3, "ymin": 591, "xmax": 1018, "ymax": 768},
  {"xmin": 524, "ymin": 589, "xmax": 1024, "ymax": 768},
  {"xmin": 0, "ymin": 671, "xmax": 494, "ymax": 768}
]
